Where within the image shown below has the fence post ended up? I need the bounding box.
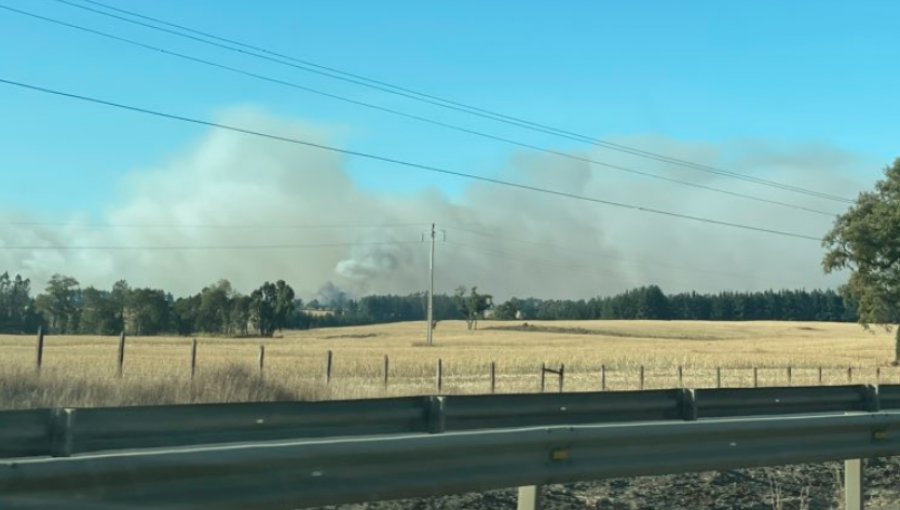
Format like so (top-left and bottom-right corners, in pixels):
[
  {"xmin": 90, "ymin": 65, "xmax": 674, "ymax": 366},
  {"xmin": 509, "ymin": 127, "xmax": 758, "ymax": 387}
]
[
  {"xmin": 787, "ymin": 366, "xmax": 792, "ymax": 387},
  {"xmin": 678, "ymin": 365, "xmax": 683, "ymax": 387},
  {"xmin": 384, "ymin": 355, "xmax": 389, "ymax": 389},
  {"xmin": 325, "ymin": 350, "xmax": 333, "ymax": 385},
  {"xmin": 436, "ymin": 358, "xmax": 443, "ymax": 393},
  {"xmin": 517, "ymin": 485, "xmax": 543, "ymax": 510},
  {"xmin": 600, "ymin": 364, "xmax": 606, "ymax": 391},
  {"xmin": 117, "ymin": 331, "xmax": 126, "ymax": 378},
  {"xmin": 753, "ymin": 367, "xmax": 758, "ymax": 388},
  {"xmin": 844, "ymin": 459, "xmax": 863, "ymax": 510},
  {"xmin": 848, "ymin": 366, "xmax": 853, "ymax": 384},
  {"xmin": 35, "ymin": 327, "xmax": 45, "ymax": 374},
  {"xmin": 540, "ymin": 363, "xmax": 546, "ymax": 392},
  {"xmin": 190, "ymin": 338, "xmax": 198, "ymax": 380},
  {"xmin": 716, "ymin": 367, "xmax": 722, "ymax": 389},
  {"xmin": 559, "ymin": 364, "xmax": 565, "ymax": 393},
  {"xmin": 876, "ymin": 367, "xmax": 881, "ymax": 384},
  {"xmin": 490, "ymin": 361, "xmax": 496, "ymax": 393},
  {"xmin": 639, "ymin": 365, "xmax": 645, "ymax": 391},
  {"xmin": 258, "ymin": 345, "xmax": 265, "ymax": 377},
  {"xmin": 818, "ymin": 366, "xmax": 823, "ymax": 385}
]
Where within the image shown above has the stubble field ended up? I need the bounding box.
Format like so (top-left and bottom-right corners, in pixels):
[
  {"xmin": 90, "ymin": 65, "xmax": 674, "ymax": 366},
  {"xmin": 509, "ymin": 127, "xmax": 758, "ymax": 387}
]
[{"xmin": 0, "ymin": 319, "xmax": 895, "ymax": 409}]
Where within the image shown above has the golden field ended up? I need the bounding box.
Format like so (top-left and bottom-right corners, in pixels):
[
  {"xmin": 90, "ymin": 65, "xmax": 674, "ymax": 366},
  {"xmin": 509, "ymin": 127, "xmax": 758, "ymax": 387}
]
[{"xmin": 0, "ymin": 320, "xmax": 896, "ymax": 409}]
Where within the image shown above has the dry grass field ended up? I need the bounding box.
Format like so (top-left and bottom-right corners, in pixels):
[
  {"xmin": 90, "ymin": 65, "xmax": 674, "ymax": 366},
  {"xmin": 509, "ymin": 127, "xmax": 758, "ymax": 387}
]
[{"xmin": 0, "ymin": 320, "xmax": 896, "ymax": 409}]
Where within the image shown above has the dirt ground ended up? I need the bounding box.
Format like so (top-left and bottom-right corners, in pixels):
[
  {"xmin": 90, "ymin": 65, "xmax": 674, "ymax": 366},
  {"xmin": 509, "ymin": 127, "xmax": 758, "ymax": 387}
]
[{"xmin": 324, "ymin": 459, "xmax": 900, "ymax": 510}]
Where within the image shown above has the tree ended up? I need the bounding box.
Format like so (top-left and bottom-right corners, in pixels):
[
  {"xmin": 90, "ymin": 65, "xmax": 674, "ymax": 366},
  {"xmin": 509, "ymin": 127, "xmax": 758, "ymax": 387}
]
[
  {"xmin": 250, "ymin": 282, "xmax": 278, "ymax": 337},
  {"xmin": 35, "ymin": 274, "xmax": 80, "ymax": 333},
  {"xmin": 273, "ymin": 280, "xmax": 295, "ymax": 333},
  {"xmin": 823, "ymin": 158, "xmax": 900, "ymax": 363},
  {"xmin": 461, "ymin": 286, "xmax": 492, "ymax": 330}
]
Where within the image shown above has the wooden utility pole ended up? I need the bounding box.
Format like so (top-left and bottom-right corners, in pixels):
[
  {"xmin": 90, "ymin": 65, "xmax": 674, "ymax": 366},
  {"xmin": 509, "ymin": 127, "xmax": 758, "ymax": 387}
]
[{"xmin": 426, "ymin": 223, "xmax": 435, "ymax": 346}]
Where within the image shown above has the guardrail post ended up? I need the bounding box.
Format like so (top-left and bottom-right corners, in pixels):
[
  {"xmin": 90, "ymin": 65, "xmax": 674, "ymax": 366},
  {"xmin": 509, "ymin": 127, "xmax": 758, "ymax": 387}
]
[
  {"xmin": 844, "ymin": 459, "xmax": 863, "ymax": 510},
  {"xmin": 517, "ymin": 485, "xmax": 542, "ymax": 510},
  {"xmin": 117, "ymin": 331, "xmax": 126, "ymax": 378},
  {"xmin": 864, "ymin": 384, "xmax": 880, "ymax": 412},
  {"xmin": 639, "ymin": 365, "xmax": 644, "ymax": 390},
  {"xmin": 680, "ymin": 388, "xmax": 698, "ymax": 421},
  {"xmin": 600, "ymin": 364, "xmax": 606, "ymax": 391},
  {"xmin": 190, "ymin": 338, "xmax": 198, "ymax": 380},
  {"xmin": 49, "ymin": 407, "xmax": 75, "ymax": 457},
  {"xmin": 35, "ymin": 327, "xmax": 44, "ymax": 374},
  {"xmin": 426, "ymin": 396, "xmax": 445, "ymax": 433}
]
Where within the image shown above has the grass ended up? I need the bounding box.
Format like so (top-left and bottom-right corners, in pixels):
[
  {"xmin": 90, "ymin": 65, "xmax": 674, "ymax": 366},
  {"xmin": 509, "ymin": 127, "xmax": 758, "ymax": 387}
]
[{"xmin": 0, "ymin": 319, "xmax": 896, "ymax": 409}]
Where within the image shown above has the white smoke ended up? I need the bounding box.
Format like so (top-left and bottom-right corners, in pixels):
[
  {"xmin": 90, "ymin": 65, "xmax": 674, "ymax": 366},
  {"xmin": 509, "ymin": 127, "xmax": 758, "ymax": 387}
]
[{"xmin": 0, "ymin": 108, "xmax": 875, "ymax": 300}]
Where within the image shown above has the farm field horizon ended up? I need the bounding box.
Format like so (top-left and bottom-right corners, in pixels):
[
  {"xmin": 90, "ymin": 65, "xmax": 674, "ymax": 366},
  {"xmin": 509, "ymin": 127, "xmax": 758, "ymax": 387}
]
[{"xmin": 1, "ymin": 319, "xmax": 896, "ymax": 409}]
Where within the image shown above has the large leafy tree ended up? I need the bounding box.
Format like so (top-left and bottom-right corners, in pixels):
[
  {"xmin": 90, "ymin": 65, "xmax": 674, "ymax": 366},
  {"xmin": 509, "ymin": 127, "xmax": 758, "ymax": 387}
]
[
  {"xmin": 35, "ymin": 274, "xmax": 81, "ymax": 333},
  {"xmin": 823, "ymin": 158, "xmax": 900, "ymax": 363}
]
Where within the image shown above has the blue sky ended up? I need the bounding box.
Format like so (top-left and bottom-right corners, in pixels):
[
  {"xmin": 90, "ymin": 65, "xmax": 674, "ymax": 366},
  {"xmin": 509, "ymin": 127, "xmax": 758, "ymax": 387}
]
[{"xmin": 2, "ymin": 0, "xmax": 899, "ymax": 218}]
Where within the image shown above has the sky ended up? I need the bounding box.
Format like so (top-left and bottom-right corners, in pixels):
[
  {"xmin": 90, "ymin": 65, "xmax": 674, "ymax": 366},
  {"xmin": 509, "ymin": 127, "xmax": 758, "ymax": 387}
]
[{"xmin": 1, "ymin": 0, "xmax": 899, "ymax": 300}]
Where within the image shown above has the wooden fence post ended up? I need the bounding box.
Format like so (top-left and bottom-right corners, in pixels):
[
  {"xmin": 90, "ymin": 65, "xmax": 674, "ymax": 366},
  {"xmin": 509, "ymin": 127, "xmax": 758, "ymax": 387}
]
[
  {"xmin": 190, "ymin": 338, "xmax": 198, "ymax": 380},
  {"xmin": 384, "ymin": 355, "xmax": 389, "ymax": 389},
  {"xmin": 753, "ymin": 367, "xmax": 758, "ymax": 388},
  {"xmin": 35, "ymin": 327, "xmax": 44, "ymax": 374},
  {"xmin": 540, "ymin": 363, "xmax": 546, "ymax": 392},
  {"xmin": 716, "ymin": 367, "xmax": 722, "ymax": 389},
  {"xmin": 600, "ymin": 364, "xmax": 606, "ymax": 391},
  {"xmin": 818, "ymin": 366, "xmax": 823, "ymax": 385},
  {"xmin": 258, "ymin": 345, "xmax": 265, "ymax": 377},
  {"xmin": 678, "ymin": 365, "xmax": 683, "ymax": 387},
  {"xmin": 436, "ymin": 358, "xmax": 443, "ymax": 393},
  {"xmin": 117, "ymin": 331, "xmax": 126, "ymax": 378},
  {"xmin": 848, "ymin": 366, "xmax": 853, "ymax": 384},
  {"xmin": 787, "ymin": 366, "xmax": 792, "ymax": 387},
  {"xmin": 876, "ymin": 367, "xmax": 881, "ymax": 384},
  {"xmin": 639, "ymin": 365, "xmax": 645, "ymax": 391},
  {"xmin": 490, "ymin": 361, "xmax": 496, "ymax": 394},
  {"xmin": 558, "ymin": 364, "xmax": 565, "ymax": 393},
  {"xmin": 325, "ymin": 350, "xmax": 333, "ymax": 385}
]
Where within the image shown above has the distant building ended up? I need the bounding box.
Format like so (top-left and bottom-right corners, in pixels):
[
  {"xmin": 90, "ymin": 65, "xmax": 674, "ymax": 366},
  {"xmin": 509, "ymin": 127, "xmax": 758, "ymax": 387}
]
[{"xmin": 301, "ymin": 309, "xmax": 335, "ymax": 317}]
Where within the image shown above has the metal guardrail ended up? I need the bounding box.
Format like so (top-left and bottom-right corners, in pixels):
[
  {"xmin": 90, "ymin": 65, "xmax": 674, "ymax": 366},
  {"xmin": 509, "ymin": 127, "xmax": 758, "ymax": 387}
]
[
  {"xmin": 2, "ymin": 384, "xmax": 900, "ymax": 509},
  {"xmin": 2, "ymin": 384, "xmax": 899, "ymax": 458},
  {"xmin": 2, "ymin": 411, "xmax": 899, "ymax": 509}
]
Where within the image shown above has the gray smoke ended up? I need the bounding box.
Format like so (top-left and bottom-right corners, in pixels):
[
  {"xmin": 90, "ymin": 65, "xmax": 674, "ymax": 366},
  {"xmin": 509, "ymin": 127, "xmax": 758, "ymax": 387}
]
[{"xmin": 0, "ymin": 108, "xmax": 874, "ymax": 300}]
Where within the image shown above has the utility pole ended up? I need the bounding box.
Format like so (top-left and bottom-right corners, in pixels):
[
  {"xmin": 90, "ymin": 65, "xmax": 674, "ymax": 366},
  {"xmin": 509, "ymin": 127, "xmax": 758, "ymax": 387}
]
[{"xmin": 427, "ymin": 222, "xmax": 435, "ymax": 346}]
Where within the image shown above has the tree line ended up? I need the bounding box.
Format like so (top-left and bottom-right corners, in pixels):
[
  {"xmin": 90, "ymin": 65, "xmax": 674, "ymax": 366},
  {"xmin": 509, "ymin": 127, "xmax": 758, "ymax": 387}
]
[
  {"xmin": 0, "ymin": 273, "xmax": 296, "ymax": 336},
  {"xmin": 492, "ymin": 286, "xmax": 857, "ymax": 322},
  {"xmin": 0, "ymin": 271, "xmax": 858, "ymax": 336}
]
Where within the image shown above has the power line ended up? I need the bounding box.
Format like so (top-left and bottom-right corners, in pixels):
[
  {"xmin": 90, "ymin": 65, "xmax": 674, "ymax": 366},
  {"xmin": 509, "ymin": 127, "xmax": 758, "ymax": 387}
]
[
  {"xmin": 0, "ymin": 4, "xmax": 836, "ymax": 217},
  {"xmin": 0, "ymin": 77, "xmax": 825, "ymax": 242},
  {"xmin": 2, "ymin": 221, "xmax": 424, "ymax": 230},
  {"xmin": 46, "ymin": 0, "xmax": 855, "ymax": 204},
  {"xmin": 0, "ymin": 240, "xmax": 419, "ymax": 251}
]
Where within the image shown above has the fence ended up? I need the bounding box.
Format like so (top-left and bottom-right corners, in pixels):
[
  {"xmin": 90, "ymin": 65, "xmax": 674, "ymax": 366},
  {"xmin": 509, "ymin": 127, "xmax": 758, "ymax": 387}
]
[
  {"xmin": 22, "ymin": 330, "xmax": 900, "ymax": 395},
  {"xmin": 2, "ymin": 384, "xmax": 900, "ymax": 509}
]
